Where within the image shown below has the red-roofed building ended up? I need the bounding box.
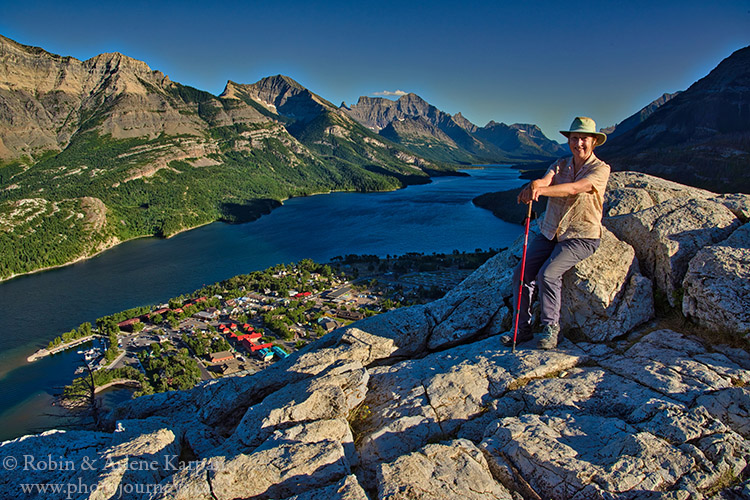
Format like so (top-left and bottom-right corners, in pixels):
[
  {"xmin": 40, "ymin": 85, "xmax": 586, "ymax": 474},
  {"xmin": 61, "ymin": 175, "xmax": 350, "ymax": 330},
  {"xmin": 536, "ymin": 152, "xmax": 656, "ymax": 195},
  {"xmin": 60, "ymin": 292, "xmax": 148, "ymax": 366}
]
[
  {"xmin": 149, "ymin": 308, "xmax": 169, "ymax": 319},
  {"xmin": 117, "ymin": 318, "xmax": 141, "ymax": 332},
  {"xmin": 236, "ymin": 332, "xmax": 261, "ymax": 342},
  {"xmin": 239, "ymin": 338, "xmax": 255, "ymax": 351},
  {"xmin": 209, "ymin": 351, "xmax": 234, "ymax": 363}
]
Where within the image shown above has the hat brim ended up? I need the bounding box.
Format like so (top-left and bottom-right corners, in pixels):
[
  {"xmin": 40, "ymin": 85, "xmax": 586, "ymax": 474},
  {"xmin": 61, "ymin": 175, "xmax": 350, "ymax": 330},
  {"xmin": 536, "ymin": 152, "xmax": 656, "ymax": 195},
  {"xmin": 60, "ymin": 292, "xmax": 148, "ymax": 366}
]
[{"xmin": 560, "ymin": 130, "xmax": 607, "ymax": 146}]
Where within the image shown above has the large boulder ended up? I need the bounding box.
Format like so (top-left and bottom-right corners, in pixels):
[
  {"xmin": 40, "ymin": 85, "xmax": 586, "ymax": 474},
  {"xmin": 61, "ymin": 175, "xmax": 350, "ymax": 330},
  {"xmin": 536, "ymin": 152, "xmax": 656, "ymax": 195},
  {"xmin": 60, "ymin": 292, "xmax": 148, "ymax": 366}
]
[
  {"xmin": 424, "ymin": 248, "xmax": 518, "ymax": 349},
  {"xmin": 221, "ymin": 362, "xmax": 368, "ymax": 454},
  {"xmin": 427, "ymin": 221, "xmax": 652, "ymax": 344},
  {"xmin": 605, "ymin": 171, "xmax": 715, "ymax": 217},
  {"xmin": 561, "ymin": 227, "xmax": 654, "ymax": 341},
  {"xmin": 604, "ymin": 197, "xmax": 741, "ymax": 306},
  {"xmin": 682, "ymin": 222, "xmax": 750, "ymax": 336}
]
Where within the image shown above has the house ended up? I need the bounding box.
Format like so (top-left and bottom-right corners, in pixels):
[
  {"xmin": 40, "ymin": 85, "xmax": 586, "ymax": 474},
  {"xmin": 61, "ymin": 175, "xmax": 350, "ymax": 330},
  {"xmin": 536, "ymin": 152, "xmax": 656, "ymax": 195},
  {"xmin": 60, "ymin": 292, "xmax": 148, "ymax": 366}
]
[
  {"xmin": 237, "ymin": 332, "xmax": 261, "ymax": 343},
  {"xmin": 326, "ymin": 286, "xmax": 352, "ymax": 301},
  {"xmin": 149, "ymin": 308, "xmax": 170, "ymax": 319},
  {"xmin": 336, "ymin": 310, "xmax": 365, "ymax": 321},
  {"xmin": 250, "ymin": 342, "xmax": 273, "ymax": 352},
  {"xmin": 209, "ymin": 351, "xmax": 234, "ymax": 363},
  {"xmin": 117, "ymin": 318, "xmax": 141, "ymax": 332},
  {"xmin": 257, "ymin": 347, "xmax": 274, "ymax": 362},
  {"xmin": 272, "ymin": 346, "xmax": 289, "ymax": 359},
  {"xmin": 193, "ymin": 310, "xmax": 217, "ymax": 321},
  {"xmin": 318, "ymin": 318, "xmax": 338, "ymax": 332}
]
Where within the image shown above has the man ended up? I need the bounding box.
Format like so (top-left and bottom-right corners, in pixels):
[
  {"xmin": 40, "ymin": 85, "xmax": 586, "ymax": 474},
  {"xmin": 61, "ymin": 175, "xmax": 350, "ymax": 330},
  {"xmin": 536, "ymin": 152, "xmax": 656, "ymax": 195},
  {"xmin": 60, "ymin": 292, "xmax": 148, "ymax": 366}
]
[{"xmin": 504, "ymin": 116, "xmax": 610, "ymax": 349}]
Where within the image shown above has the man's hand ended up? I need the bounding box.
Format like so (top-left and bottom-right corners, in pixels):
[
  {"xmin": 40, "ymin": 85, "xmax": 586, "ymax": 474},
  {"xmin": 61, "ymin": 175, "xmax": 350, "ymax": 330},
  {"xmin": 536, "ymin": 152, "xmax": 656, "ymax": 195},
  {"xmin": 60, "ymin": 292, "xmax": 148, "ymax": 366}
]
[
  {"xmin": 517, "ymin": 180, "xmax": 544, "ymax": 204},
  {"xmin": 518, "ymin": 169, "xmax": 555, "ymax": 204},
  {"xmin": 517, "ymin": 184, "xmax": 533, "ymax": 204}
]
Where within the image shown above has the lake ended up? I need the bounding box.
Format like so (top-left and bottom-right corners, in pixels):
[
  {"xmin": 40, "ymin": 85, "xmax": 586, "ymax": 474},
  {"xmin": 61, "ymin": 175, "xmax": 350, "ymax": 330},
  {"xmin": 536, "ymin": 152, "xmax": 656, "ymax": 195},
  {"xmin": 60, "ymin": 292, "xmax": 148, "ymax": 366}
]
[{"xmin": 0, "ymin": 165, "xmax": 525, "ymax": 441}]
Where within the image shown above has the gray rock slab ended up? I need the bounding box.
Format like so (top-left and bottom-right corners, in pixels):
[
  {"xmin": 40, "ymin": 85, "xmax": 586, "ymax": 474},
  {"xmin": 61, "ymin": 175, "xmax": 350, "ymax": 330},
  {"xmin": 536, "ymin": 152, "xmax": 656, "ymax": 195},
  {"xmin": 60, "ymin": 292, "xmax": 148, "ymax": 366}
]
[
  {"xmin": 598, "ymin": 329, "xmax": 750, "ymax": 404},
  {"xmin": 481, "ymin": 412, "xmax": 694, "ymax": 499},
  {"xmin": 508, "ymin": 366, "xmax": 684, "ymax": 424},
  {"xmin": 156, "ymin": 440, "xmax": 350, "ymax": 500},
  {"xmin": 604, "ymin": 197, "xmax": 740, "ymax": 306},
  {"xmin": 225, "ymin": 363, "xmax": 367, "ymax": 452},
  {"xmin": 683, "ymin": 222, "xmax": 750, "ymax": 335},
  {"xmin": 376, "ymin": 439, "xmax": 512, "ymax": 499},
  {"xmin": 697, "ymin": 387, "xmax": 750, "ymax": 438},
  {"xmin": 0, "ymin": 429, "xmax": 110, "ymax": 499},
  {"xmin": 561, "ymin": 228, "xmax": 654, "ymax": 341},
  {"xmin": 356, "ymin": 334, "xmax": 586, "ymax": 478},
  {"xmin": 711, "ymin": 193, "xmax": 750, "ymax": 222},
  {"xmin": 605, "ymin": 172, "xmax": 716, "ymax": 217},
  {"xmin": 282, "ymin": 474, "xmax": 369, "ymax": 500}
]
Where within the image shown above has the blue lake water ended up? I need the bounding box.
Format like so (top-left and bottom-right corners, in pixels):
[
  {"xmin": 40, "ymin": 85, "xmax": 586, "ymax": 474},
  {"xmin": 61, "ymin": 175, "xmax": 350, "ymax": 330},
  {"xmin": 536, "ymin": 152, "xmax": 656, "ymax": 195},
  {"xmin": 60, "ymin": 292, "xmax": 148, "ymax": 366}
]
[{"xmin": 0, "ymin": 165, "xmax": 525, "ymax": 441}]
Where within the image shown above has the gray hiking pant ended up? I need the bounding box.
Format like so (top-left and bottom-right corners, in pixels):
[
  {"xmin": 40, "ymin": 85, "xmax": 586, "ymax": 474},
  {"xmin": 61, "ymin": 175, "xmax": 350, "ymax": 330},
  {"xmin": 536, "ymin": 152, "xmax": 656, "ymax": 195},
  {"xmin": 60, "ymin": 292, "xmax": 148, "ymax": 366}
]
[{"xmin": 512, "ymin": 234, "xmax": 600, "ymax": 331}]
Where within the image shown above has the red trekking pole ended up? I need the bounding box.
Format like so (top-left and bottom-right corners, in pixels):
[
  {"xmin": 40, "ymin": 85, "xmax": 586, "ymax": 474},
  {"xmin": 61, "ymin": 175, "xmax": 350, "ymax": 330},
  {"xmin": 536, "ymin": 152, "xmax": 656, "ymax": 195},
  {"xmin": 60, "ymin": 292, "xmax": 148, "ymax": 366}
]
[{"xmin": 512, "ymin": 202, "xmax": 533, "ymax": 353}]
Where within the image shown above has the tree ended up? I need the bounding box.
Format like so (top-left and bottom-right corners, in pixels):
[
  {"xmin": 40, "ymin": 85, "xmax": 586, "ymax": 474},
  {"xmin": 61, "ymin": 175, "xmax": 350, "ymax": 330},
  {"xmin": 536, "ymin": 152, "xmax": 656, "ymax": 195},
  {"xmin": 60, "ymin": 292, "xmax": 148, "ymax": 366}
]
[
  {"xmin": 79, "ymin": 322, "xmax": 92, "ymax": 336},
  {"xmin": 57, "ymin": 362, "xmax": 103, "ymax": 431}
]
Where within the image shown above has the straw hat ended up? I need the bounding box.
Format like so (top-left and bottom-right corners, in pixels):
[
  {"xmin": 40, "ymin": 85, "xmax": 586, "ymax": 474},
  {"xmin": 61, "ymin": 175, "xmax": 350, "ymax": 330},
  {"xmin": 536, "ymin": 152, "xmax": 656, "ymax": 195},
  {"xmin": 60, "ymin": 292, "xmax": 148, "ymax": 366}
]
[{"xmin": 560, "ymin": 116, "xmax": 607, "ymax": 146}]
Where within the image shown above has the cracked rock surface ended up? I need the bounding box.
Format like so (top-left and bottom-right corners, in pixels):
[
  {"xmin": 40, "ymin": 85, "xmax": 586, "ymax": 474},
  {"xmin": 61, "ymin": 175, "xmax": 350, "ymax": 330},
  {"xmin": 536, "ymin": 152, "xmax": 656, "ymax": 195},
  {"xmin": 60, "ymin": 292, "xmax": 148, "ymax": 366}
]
[{"xmin": 1, "ymin": 172, "xmax": 748, "ymax": 500}]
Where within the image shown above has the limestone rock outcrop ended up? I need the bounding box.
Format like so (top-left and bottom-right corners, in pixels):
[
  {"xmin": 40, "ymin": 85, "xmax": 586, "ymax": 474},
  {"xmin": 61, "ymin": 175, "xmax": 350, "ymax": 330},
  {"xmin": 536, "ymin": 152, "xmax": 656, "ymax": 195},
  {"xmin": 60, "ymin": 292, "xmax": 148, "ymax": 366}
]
[
  {"xmin": 682, "ymin": 222, "xmax": 750, "ymax": 336},
  {"xmin": 1, "ymin": 172, "xmax": 749, "ymax": 499},
  {"xmin": 605, "ymin": 172, "xmax": 749, "ymax": 337}
]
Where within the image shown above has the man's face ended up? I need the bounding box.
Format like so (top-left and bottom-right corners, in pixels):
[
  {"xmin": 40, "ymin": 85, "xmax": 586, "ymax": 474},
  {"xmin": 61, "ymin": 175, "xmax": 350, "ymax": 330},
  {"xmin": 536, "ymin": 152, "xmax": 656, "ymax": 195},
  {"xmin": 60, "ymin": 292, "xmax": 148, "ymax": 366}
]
[{"xmin": 568, "ymin": 133, "xmax": 596, "ymax": 162}]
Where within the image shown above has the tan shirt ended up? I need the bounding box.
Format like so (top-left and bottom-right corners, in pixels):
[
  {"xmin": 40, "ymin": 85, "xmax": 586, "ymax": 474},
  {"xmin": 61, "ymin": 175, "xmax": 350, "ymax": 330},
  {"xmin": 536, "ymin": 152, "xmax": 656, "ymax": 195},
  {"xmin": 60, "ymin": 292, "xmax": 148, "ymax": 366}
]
[{"xmin": 539, "ymin": 153, "xmax": 610, "ymax": 241}]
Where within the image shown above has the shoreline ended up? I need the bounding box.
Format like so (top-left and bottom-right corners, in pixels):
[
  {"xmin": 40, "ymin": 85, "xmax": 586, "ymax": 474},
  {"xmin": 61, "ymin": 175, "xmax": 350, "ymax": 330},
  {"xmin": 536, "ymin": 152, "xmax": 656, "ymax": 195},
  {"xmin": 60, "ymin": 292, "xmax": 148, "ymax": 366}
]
[
  {"xmin": 0, "ymin": 169, "xmax": 476, "ymax": 285},
  {"xmin": 27, "ymin": 335, "xmax": 100, "ymax": 362},
  {"xmin": 0, "ymin": 164, "xmax": 521, "ymax": 443}
]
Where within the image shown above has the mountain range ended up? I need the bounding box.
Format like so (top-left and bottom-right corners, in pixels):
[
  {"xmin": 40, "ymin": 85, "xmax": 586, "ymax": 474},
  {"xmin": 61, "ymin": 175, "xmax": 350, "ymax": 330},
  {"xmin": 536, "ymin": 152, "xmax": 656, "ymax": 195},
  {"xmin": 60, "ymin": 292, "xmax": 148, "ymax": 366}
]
[
  {"xmin": 342, "ymin": 94, "xmax": 565, "ymax": 164},
  {"xmin": 0, "ymin": 33, "xmax": 566, "ymax": 281},
  {"xmin": 1, "ymin": 33, "xmax": 749, "ymax": 280}
]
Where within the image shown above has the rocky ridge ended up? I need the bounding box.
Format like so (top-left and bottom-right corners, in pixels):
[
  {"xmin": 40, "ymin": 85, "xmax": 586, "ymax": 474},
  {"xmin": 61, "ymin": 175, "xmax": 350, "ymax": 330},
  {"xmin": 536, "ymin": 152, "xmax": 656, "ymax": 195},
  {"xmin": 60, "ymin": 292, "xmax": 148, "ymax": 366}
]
[
  {"xmin": 600, "ymin": 45, "xmax": 750, "ymax": 193},
  {"xmin": 1, "ymin": 172, "xmax": 748, "ymax": 499},
  {"xmin": 342, "ymin": 94, "xmax": 565, "ymax": 164},
  {"xmin": 0, "ymin": 34, "xmax": 448, "ymax": 281},
  {"xmin": 601, "ymin": 92, "xmax": 681, "ymax": 139}
]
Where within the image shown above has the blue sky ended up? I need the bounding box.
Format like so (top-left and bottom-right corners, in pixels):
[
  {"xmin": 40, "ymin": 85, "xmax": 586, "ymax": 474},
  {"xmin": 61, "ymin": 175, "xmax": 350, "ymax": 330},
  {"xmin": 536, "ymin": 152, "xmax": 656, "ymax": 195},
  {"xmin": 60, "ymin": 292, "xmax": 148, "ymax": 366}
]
[{"xmin": 1, "ymin": 0, "xmax": 748, "ymax": 141}]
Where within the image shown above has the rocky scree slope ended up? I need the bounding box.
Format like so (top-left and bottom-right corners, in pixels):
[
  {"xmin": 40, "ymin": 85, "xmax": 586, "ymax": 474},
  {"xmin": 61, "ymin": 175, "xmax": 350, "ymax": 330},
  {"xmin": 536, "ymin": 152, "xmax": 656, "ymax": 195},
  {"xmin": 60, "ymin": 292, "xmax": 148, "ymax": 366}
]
[{"xmin": 1, "ymin": 171, "xmax": 750, "ymax": 499}]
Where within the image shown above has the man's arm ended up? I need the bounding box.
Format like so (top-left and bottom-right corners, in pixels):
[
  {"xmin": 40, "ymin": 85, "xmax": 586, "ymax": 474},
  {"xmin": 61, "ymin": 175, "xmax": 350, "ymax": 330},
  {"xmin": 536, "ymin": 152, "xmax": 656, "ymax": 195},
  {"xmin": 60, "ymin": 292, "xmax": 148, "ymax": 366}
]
[
  {"xmin": 531, "ymin": 177, "xmax": 594, "ymax": 200},
  {"xmin": 517, "ymin": 169, "xmax": 554, "ymax": 204}
]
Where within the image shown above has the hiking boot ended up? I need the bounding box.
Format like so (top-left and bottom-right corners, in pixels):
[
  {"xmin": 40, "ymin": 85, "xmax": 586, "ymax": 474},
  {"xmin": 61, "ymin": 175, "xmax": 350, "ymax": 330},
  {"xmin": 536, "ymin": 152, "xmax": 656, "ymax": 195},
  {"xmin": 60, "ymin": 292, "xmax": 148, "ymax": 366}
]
[
  {"xmin": 537, "ymin": 323, "xmax": 560, "ymax": 350},
  {"xmin": 501, "ymin": 329, "xmax": 533, "ymax": 347}
]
